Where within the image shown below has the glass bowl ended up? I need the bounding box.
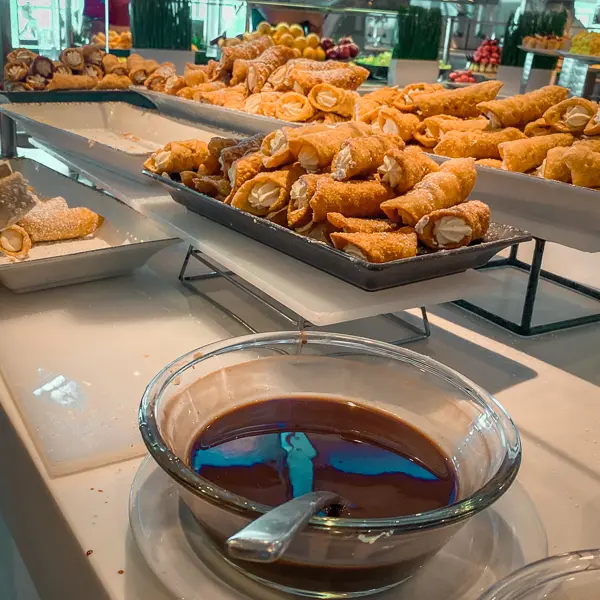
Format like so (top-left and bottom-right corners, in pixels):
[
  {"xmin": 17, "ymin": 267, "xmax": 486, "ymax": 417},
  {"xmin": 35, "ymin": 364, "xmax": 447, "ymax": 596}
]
[
  {"xmin": 478, "ymin": 549, "xmax": 600, "ymax": 600},
  {"xmin": 139, "ymin": 331, "xmax": 521, "ymax": 598}
]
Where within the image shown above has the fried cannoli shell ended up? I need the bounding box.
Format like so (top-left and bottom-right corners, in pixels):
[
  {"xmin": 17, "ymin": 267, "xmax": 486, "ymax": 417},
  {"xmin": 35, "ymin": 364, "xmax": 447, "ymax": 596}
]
[
  {"xmin": 24, "ymin": 74, "xmax": 47, "ymax": 90},
  {"xmin": 287, "ymin": 174, "xmax": 329, "ymax": 227},
  {"xmin": 47, "ymin": 74, "xmax": 97, "ymax": 90},
  {"xmin": 247, "ymin": 46, "xmax": 296, "ymax": 93},
  {"xmin": 574, "ymin": 137, "xmax": 600, "ymax": 152},
  {"xmin": 188, "ymin": 81, "xmax": 227, "ymax": 99},
  {"xmin": 224, "ymin": 151, "xmax": 264, "ymax": 203},
  {"xmin": 327, "ymin": 212, "xmax": 398, "ymax": 234},
  {"xmin": 197, "ymin": 137, "xmax": 237, "ymax": 177},
  {"xmin": 7, "ymin": 48, "xmax": 36, "ymax": 65},
  {"xmin": 231, "ymin": 59, "xmax": 250, "ymax": 86},
  {"xmin": 289, "ymin": 122, "xmax": 371, "ymax": 172},
  {"xmin": 478, "ymin": 85, "xmax": 569, "ymax": 128},
  {"xmin": 393, "ymin": 83, "xmax": 445, "ymax": 113},
  {"xmin": 2, "ymin": 81, "xmax": 32, "ymax": 92},
  {"xmin": 192, "ymin": 175, "xmax": 231, "ymax": 201},
  {"xmin": 243, "ymin": 92, "xmax": 282, "ymax": 117},
  {"xmin": 564, "ymin": 149, "xmax": 600, "ymax": 188},
  {"xmin": 4, "ymin": 61, "xmax": 28, "ymax": 82},
  {"xmin": 19, "ymin": 206, "xmax": 103, "ymax": 242},
  {"xmin": 220, "ymin": 133, "xmax": 265, "ymax": 175},
  {"xmin": 82, "ymin": 44, "xmax": 105, "ymax": 66},
  {"xmin": 218, "ymin": 36, "xmax": 273, "ymax": 74},
  {"xmin": 165, "ymin": 75, "xmax": 187, "ymax": 96},
  {"xmin": 231, "ymin": 164, "xmax": 304, "ymax": 216},
  {"xmin": 378, "ymin": 146, "xmax": 440, "ymax": 194},
  {"xmin": 261, "ymin": 124, "xmax": 330, "ymax": 169},
  {"xmin": 524, "ymin": 118, "xmax": 553, "ymax": 137},
  {"xmin": 184, "ymin": 64, "xmax": 208, "ymax": 87},
  {"xmin": 53, "ymin": 61, "xmax": 72, "ymax": 76},
  {"xmin": 180, "ymin": 171, "xmax": 197, "ymax": 189},
  {"xmin": 434, "ymin": 128, "xmax": 526, "ymax": 160},
  {"xmin": 290, "ymin": 66, "xmax": 369, "ymax": 95},
  {"xmin": 416, "ymin": 81, "xmax": 503, "ymax": 118},
  {"xmin": 83, "ymin": 63, "xmax": 103, "ymax": 79},
  {"xmin": 144, "ymin": 65, "xmax": 177, "ymax": 92},
  {"xmin": 381, "ymin": 158, "xmax": 476, "ymax": 226},
  {"xmin": 376, "ymin": 108, "xmax": 421, "ymax": 142},
  {"xmin": 144, "ymin": 140, "xmax": 209, "ymax": 174},
  {"xmin": 476, "ymin": 159, "xmax": 502, "ymax": 169},
  {"xmin": 199, "ymin": 84, "xmax": 248, "ymax": 110},
  {"xmin": 540, "ymin": 146, "xmax": 572, "ymax": 183},
  {"xmin": 362, "ymin": 86, "xmax": 402, "ymax": 106},
  {"xmin": 129, "ymin": 60, "xmax": 159, "ymax": 84},
  {"xmin": 583, "ymin": 109, "xmax": 600, "ymax": 136},
  {"xmin": 266, "ymin": 65, "xmax": 290, "ymax": 91},
  {"xmin": 29, "ymin": 55, "xmax": 54, "ymax": 79},
  {"xmin": 543, "ymin": 98, "xmax": 598, "ymax": 133},
  {"xmin": 95, "ymin": 74, "xmax": 131, "ymax": 90},
  {"xmin": 308, "ymin": 84, "xmax": 357, "ymax": 117},
  {"xmin": 354, "ymin": 97, "xmax": 383, "ymax": 123},
  {"xmin": 428, "ymin": 116, "xmax": 489, "ymax": 139},
  {"xmin": 310, "ymin": 179, "xmax": 393, "ymax": 223},
  {"xmin": 275, "ymin": 92, "xmax": 316, "ymax": 122},
  {"xmin": 101, "ymin": 53, "xmax": 128, "ymax": 76},
  {"xmin": 127, "ymin": 54, "xmax": 144, "ymax": 70},
  {"xmin": 332, "ymin": 134, "xmax": 405, "ymax": 181},
  {"xmin": 0, "ymin": 172, "xmax": 37, "ymax": 230},
  {"xmin": 330, "ymin": 231, "xmax": 417, "ymax": 263},
  {"xmin": 415, "ymin": 200, "xmax": 490, "ymax": 249},
  {"xmin": 60, "ymin": 47, "xmax": 85, "ymax": 72},
  {"xmin": 499, "ymin": 133, "xmax": 574, "ymax": 173},
  {"xmin": 0, "ymin": 225, "xmax": 32, "ymax": 259}
]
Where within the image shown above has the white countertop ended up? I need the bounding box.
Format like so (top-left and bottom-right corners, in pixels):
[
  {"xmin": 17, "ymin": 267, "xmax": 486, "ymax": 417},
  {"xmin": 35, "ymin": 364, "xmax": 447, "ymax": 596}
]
[{"xmin": 1, "ymin": 240, "xmax": 600, "ymax": 600}]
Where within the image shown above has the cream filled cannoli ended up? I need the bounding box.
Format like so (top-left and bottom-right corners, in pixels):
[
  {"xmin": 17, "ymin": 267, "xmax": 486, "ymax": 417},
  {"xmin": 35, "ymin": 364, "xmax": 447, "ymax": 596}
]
[
  {"xmin": 199, "ymin": 84, "xmax": 248, "ymax": 110},
  {"xmin": 330, "ymin": 230, "xmax": 417, "ymax": 263},
  {"xmin": 101, "ymin": 53, "xmax": 128, "ymax": 76},
  {"xmin": 29, "ymin": 55, "xmax": 54, "ymax": 79},
  {"xmin": 192, "ymin": 175, "xmax": 231, "ymax": 201},
  {"xmin": 129, "ymin": 59, "xmax": 160, "ymax": 84},
  {"xmin": 376, "ymin": 108, "xmax": 420, "ymax": 142},
  {"xmin": 7, "ymin": 48, "xmax": 36, "ymax": 65},
  {"xmin": 3, "ymin": 61, "xmax": 28, "ymax": 82},
  {"xmin": 0, "ymin": 172, "xmax": 36, "ymax": 230},
  {"xmin": 224, "ymin": 151, "xmax": 264, "ymax": 203},
  {"xmin": 418, "ymin": 116, "xmax": 489, "ymax": 148},
  {"xmin": 539, "ymin": 146, "xmax": 572, "ymax": 182},
  {"xmin": 183, "ymin": 63, "xmax": 208, "ymax": 87},
  {"xmin": 332, "ymin": 134, "xmax": 404, "ymax": 181},
  {"xmin": 60, "ymin": 47, "xmax": 85, "ymax": 72},
  {"xmin": 144, "ymin": 140, "xmax": 210, "ymax": 174},
  {"xmin": 247, "ymin": 46, "xmax": 296, "ymax": 93},
  {"xmin": 25, "ymin": 73, "xmax": 48, "ymax": 90},
  {"xmin": 287, "ymin": 174, "xmax": 330, "ymax": 228},
  {"xmin": 243, "ymin": 92, "xmax": 282, "ymax": 117},
  {"xmin": 415, "ymin": 81, "xmax": 503, "ymax": 118},
  {"xmin": 327, "ymin": 212, "xmax": 398, "ymax": 234},
  {"xmin": 261, "ymin": 124, "xmax": 329, "ymax": 169},
  {"xmin": 275, "ymin": 92, "xmax": 316, "ymax": 122},
  {"xmin": 220, "ymin": 133, "xmax": 264, "ymax": 175},
  {"xmin": 231, "ymin": 164, "xmax": 305, "ymax": 216},
  {"xmin": 165, "ymin": 75, "xmax": 187, "ymax": 96},
  {"xmin": 354, "ymin": 97, "xmax": 383, "ymax": 124},
  {"xmin": 288, "ymin": 122, "xmax": 370, "ymax": 172},
  {"xmin": 47, "ymin": 74, "xmax": 97, "ymax": 90},
  {"xmin": 308, "ymin": 84, "xmax": 358, "ymax": 117},
  {"xmin": 2, "ymin": 81, "xmax": 32, "ymax": 92},
  {"xmin": 415, "ymin": 200, "xmax": 490, "ymax": 250},
  {"xmin": 53, "ymin": 61, "xmax": 72, "ymax": 76},
  {"xmin": 19, "ymin": 204, "xmax": 104, "ymax": 242},
  {"xmin": 381, "ymin": 158, "xmax": 477, "ymax": 226},
  {"xmin": 475, "ymin": 159, "xmax": 503, "ymax": 169},
  {"xmin": 0, "ymin": 225, "xmax": 32, "ymax": 259},
  {"xmin": 82, "ymin": 44, "xmax": 104, "ymax": 66},
  {"xmin": 524, "ymin": 118, "xmax": 553, "ymax": 137},
  {"xmin": 198, "ymin": 137, "xmax": 237, "ymax": 176},
  {"xmin": 583, "ymin": 107, "xmax": 600, "ymax": 136},
  {"xmin": 95, "ymin": 74, "xmax": 131, "ymax": 90},
  {"xmin": 564, "ymin": 148, "xmax": 600, "ymax": 188},
  {"xmin": 377, "ymin": 146, "xmax": 440, "ymax": 194},
  {"xmin": 394, "ymin": 82, "xmax": 445, "ymax": 113},
  {"xmin": 289, "ymin": 65, "xmax": 369, "ymax": 95},
  {"xmin": 217, "ymin": 35, "xmax": 273, "ymax": 75},
  {"xmin": 144, "ymin": 63, "xmax": 177, "ymax": 91},
  {"xmin": 127, "ymin": 54, "xmax": 144, "ymax": 70},
  {"xmin": 310, "ymin": 179, "xmax": 393, "ymax": 223},
  {"xmin": 434, "ymin": 128, "xmax": 526, "ymax": 159},
  {"xmin": 543, "ymin": 98, "xmax": 598, "ymax": 133},
  {"xmin": 478, "ymin": 85, "xmax": 569, "ymax": 128},
  {"xmin": 499, "ymin": 133, "xmax": 574, "ymax": 173}
]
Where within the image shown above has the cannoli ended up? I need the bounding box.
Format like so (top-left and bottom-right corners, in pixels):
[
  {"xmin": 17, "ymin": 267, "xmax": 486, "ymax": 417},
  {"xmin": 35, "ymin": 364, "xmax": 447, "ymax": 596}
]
[
  {"xmin": 19, "ymin": 205, "xmax": 104, "ymax": 242},
  {"xmin": 165, "ymin": 75, "xmax": 187, "ymax": 96},
  {"xmin": 198, "ymin": 137, "xmax": 237, "ymax": 176},
  {"xmin": 584, "ymin": 107, "xmax": 600, "ymax": 136},
  {"xmin": 265, "ymin": 207, "xmax": 288, "ymax": 227},
  {"xmin": 53, "ymin": 61, "xmax": 72, "ymax": 76},
  {"xmin": 381, "ymin": 158, "xmax": 477, "ymax": 226},
  {"xmin": 363, "ymin": 86, "xmax": 402, "ymax": 106},
  {"xmin": 308, "ymin": 84, "xmax": 358, "ymax": 117},
  {"xmin": 539, "ymin": 146, "xmax": 572, "ymax": 182},
  {"xmin": 25, "ymin": 74, "xmax": 47, "ymax": 90},
  {"xmin": 0, "ymin": 172, "xmax": 37, "ymax": 230},
  {"xmin": 188, "ymin": 81, "xmax": 227, "ymax": 99},
  {"xmin": 7, "ymin": 48, "xmax": 36, "ymax": 65},
  {"xmin": 101, "ymin": 53, "xmax": 128, "ymax": 76},
  {"xmin": 82, "ymin": 44, "xmax": 104, "ymax": 66},
  {"xmin": 415, "ymin": 200, "xmax": 490, "ymax": 249},
  {"xmin": 247, "ymin": 46, "xmax": 296, "ymax": 93},
  {"xmin": 183, "ymin": 63, "xmax": 208, "ymax": 87},
  {"xmin": 0, "ymin": 224, "xmax": 32, "ymax": 259},
  {"xmin": 475, "ymin": 159, "xmax": 503, "ymax": 169},
  {"xmin": 574, "ymin": 137, "xmax": 600, "ymax": 152},
  {"xmin": 199, "ymin": 84, "xmax": 248, "ymax": 110},
  {"xmin": 419, "ymin": 116, "xmax": 489, "ymax": 148},
  {"xmin": 129, "ymin": 60, "xmax": 160, "ymax": 84},
  {"xmin": 192, "ymin": 175, "xmax": 231, "ymax": 201},
  {"xmin": 543, "ymin": 98, "xmax": 598, "ymax": 133},
  {"xmin": 261, "ymin": 124, "xmax": 330, "ymax": 169},
  {"xmin": 83, "ymin": 64, "xmax": 103, "ymax": 79},
  {"xmin": 217, "ymin": 35, "xmax": 273, "ymax": 75},
  {"xmin": 127, "ymin": 54, "xmax": 144, "ymax": 70},
  {"xmin": 265, "ymin": 65, "xmax": 290, "ymax": 91},
  {"xmin": 564, "ymin": 148, "xmax": 600, "ymax": 188},
  {"xmin": 354, "ymin": 97, "xmax": 383, "ymax": 124},
  {"xmin": 415, "ymin": 81, "xmax": 503, "ymax": 118},
  {"xmin": 60, "ymin": 47, "xmax": 85, "ymax": 72},
  {"xmin": 396, "ymin": 82, "xmax": 445, "ymax": 111},
  {"xmin": 524, "ymin": 118, "xmax": 553, "ymax": 137},
  {"xmin": 287, "ymin": 174, "xmax": 329, "ymax": 228},
  {"xmin": 95, "ymin": 74, "xmax": 131, "ymax": 90},
  {"xmin": 332, "ymin": 134, "xmax": 405, "ymax": 181},
  {"xmin": 2, "ymin": 81, "xmax": 32, "ymax": 92},
  {"xmin": 478, "ymin": 85, "xmax": 569, "ymax": 128},
  {"xmin": 378, "ymin": 146, "xmax": 440, "ymax": 193},
  {"xmin": 310, "ymin": 179, "xmax": 393, "ymax": 222},
  {"xmin": 319, "ymin": 112, "xmax": 347, "ymax": 124},
  {"xmin": 327, "ymin": 212, "xmax": 398, "ymax": 234},
  {"xmin": 231, "ymin": 164, "xmax": 305, "ymax": 216},
  {"xmin": 29, "ymin": 55, "xmax": 54, "ymax": 79},
  {"xmin": 144, "ymin": 64, "xmax": 177, "ymax": 92},
  {"xmin": 231, "ymin": 59, "xmax": 250, "ymax": 86},
  {"xmin": 499, "ymin": 133, "xmax": 574, "ymax": 172},
  {"xmin": 224, "ymin": 151, "xmax": 264, "ymax": 203},
  {"xmin": 376, "ymin": 108, "xmax": 421, "ymax": 142},
  {"xmin": 144, "ymin": 140, "xmax": 210, "ymax": 174},
  {"xmin": 330, "ymin": 231, "xmax": 417, "ymax": 263},
  {"xmin": 434, "ymin": 128, "xmax": 526, "ymax": 159},
  {"xmin": 220, "ymin": 133, "xmax": 265, "ymax": 175},
  {"xmin": 180, "ymin": 171, "xmax": 197, "ymax": 189},
  {"xmin": 243, "ymin": 92, "xmax": 282, "ymax": 117},
  {"xmin": 3, "ymin": 61, "xmax": 28, "ymax": 82},
  {"xmin": 275, "ymin": 92, "xmax": 316, "ymax": 122},
  {"xmin": 47, "ymin": 74, "xmax": 97, "ymax": 90},
  {"xmin": 289, "ymin": 65, "xmax": 369, "ymax": 95}
]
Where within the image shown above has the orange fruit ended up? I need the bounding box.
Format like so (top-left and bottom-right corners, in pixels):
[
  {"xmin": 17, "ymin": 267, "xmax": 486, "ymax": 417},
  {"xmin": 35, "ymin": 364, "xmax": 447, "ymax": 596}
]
[
  {"xmin": 314, "ymin": 46, "xmax": 326, "ymax": 61},
  {"xmin": 257, "ymin": 21, "xmax": 271, "ymax": 35},
  {"xmin": 289, "ymin": 24, "xmax": 304, "ymax": 38},
  {"xmin": 279, "ymin": 33, "xmax": 294, "ymax": 47},
  {"xmin": 306, "ymin": 33, "xmax": 320, "ymax": 48},
  {"xmin": 275, "ymin": 23, "xmax": 290, "ymax": 35},
  {"xmin": 292, "ymin": 36, "xmax": 308, "ymax": 51},
  {"xmin": 292, "ymin": 48, "xmax": 302, "ymax": 58},
  {"xmin": 302, "ymin": 46, "xmax": 317, "ymax": 60}
]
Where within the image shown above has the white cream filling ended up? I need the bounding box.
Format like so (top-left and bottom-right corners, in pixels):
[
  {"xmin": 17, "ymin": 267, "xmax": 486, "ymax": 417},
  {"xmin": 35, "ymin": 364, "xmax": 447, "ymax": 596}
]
[
  {"xmin": 228, "ymin": 162, "xmax": 237, "ymax": 184},
  {"xmin": 284, "ymin": 102, "xmax": 303, "ymax": 117},
  {"xmin": 344, "ymin": 244, "xmax": 367, "ymax": 260},
  {"xmin": 487, "ymin": 112, "xmax": 501, "ymax": 129},
  {"xmin": 414, "ymin": 216, "xmax": 428, "ymax": 235},
  {"xmin": 8, "ymin": 66, "xmax": 23, "ymax": 79},
  {"xmin": 290, "ymin": 179, "xmax": 308, "ymax": 209},
  {"xmin": 317, "ymin": 91, "xmax": 337, "ymax": 108},
  {"xmin": 425, "ymin": 127, "xmax": 435, "ymax": 140},
  {"xmin": 434, "ymin": 216, "xmax": 471, "ymax": 247},
  {"xmin": 595, "ymin": 109, "xmax": 600, "ymax": 125},
  {"xmin": 539, "ymin": 158, "xmax": 547, "ymax": 177},
  {"xmin": 0, "ymin": 229, "xmax": 23, "ymax": 252},
  {"xmin": 28, "ymin": 74, "xmax": 45, "ymax": 86},
  {"xmin": 65, "ymin": 52, "xmax": 82, "ymax": 67},
  {"xmin": 333, "ymin": 146, "xmax": 352, "ymax": 179},
  {"xmin": 404, "ymin": 94, "xmax": 414, "ymax": 104},
  {"xmin": 270, "ymin": 67, "xmax": 285, "ymax": 85},
  {"xmin": 378, "ymin": 155, "xmax": 402, "ymax": 188},
  {"xmin": 154, "ymin": 151, "xmax": 172, "ymax": 171},
  {"xmin": 245, "ymin": 95, "xmax": 261, "ymax": 113},
  {"xmin": 298, "ymin": 146, "xmax": 319, "ymax": 172},
  {"xmin": 382, "ymin": 119, "xmax": 399, "ymax": 135},
  {"xmin": 248, "ymin": 181, "xmax": 280, "ymax": 209},
  {"xmin": 270, "ymin": 131, "xmax": 286, "ymax": 155},
  {"xmin": 37, "ymin": 61, "xmax": 51, "ymax": 77},
  {"xmin": 292, "ymin": 82, "xmax": 304, "ymax": 94},
  {"xmin": 564, "ymin": 105, "xmax": 592, "ymax": 128}
]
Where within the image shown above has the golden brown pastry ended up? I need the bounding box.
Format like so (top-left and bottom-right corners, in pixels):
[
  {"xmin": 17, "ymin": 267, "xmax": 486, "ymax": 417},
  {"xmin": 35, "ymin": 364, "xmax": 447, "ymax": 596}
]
[
  {"xmin": 395, "ymin": 82, "xmax": 445, "ymax": 113},
  {"xmin": 82, "ymin": 45, "xmax": 104, "ymax": 66},
  {"xmin": 415, "ymin": 200, "xmax": 490, "ymax": 249},
  {"xmin": 415, "ymin": 81, "xmax": 503, "ymax": 118},
  {"xmin": 564, "ymin": 148, "xmax": 600, "ymax": 188},
  {"xmin": 539, "ymin": 146, "xmax": 572, "ymax": 182},
  {"xmin": 224, "ymin": 151, "xmax": 264, "ymax": 203},
  {"xmin": 129, "ymin": 59, "xmax": 160, "ymax": 84},
  {"xmin": 289, "ymin": 65, "xmax": 369, "ymax": 94},
  {"xmin": 414, "ymin": 115, "xmax": 488, "ymax": 148},
  {"xmin": 275, "ymin": 92, "xmax": 316, "ymax": 122},
  {"xmin": 327, "ymin": 212, "xmax": 398, "ymax": 234},
  {"xmin": 144, "ymin": 140, "xmax": 209, "ymax": 174},
  {"xmin": 144, "ymin": 63, "xmax": 177, "ymax": 92},
  {"xmin": 583, "ymin": 107, "xmax": 600, "ymax": 136},
  {"xmin": 24, "ymin": 73, "xmax": 47, "ymax": 90},
  {"xmin": 0, "ymin": 172, "xmax": 37, "ymax": 231},
  {"xmin": 3, "ymin": 61, "xmax": 28, "ymax": 82},
  {"xmin": 543, "ymin": 98, "xmax": 598, "ymax": 133},
  {"xmin": 217, "ymin": 36, "xmax": 273, "ymax": 75},
  {"xmin": 60, "ymin": 47, "xmax": 85, "ymax": 72},
  {"xmin": 19, "ymin": 204, "xmax": 104, "ymax": 242},
  {"xmin": 499, "ymin": 133, "xmax": 574, "ymax": 172},
  {"xmin": 183, "ymin": 63, "xmax": 208, "ymax": 87},
  {"xmin": 101, "ymin": 53, "xmax": 128, "ymax": 76},
  {"xmin": 243, "ymin": 91, "xmax": 282, "ymax": 117},
  {"xmin": 192, "ymin": 175, "xmax": 231, "ymax": 201},
  {"xmin": 127, "ymin": 53, "xmax": 144, "ymax": 70},
  {"xmin": 95, "ymin": 74, "xmax": 131, "ymax": 90},
  {"xmin": 220, "ymin": 133, "xmax": 265, "ymax": 175},
  {"xmin": 0, "ymin": 224, "xmax": 32, "ymax": 259},
  {"xmin": 363, "ymin": 86, "xmax": 403, "ymax": 106},
  {"xmin": 378, "ymin": 146, "xmax": 440, "ymax": 194},
  {"xmin": 354, "ymin": 97, "xmax": 383, "ymax": 124},
  {"xmin": 247, "ymin": 46, "xmax": 297, "ymax": 93},
  {"xmin": 375, "ymin": 108, "xmax": 421, "ymax": 142},
  {"xmin": 288, "ymin": 174, "xmax": 329, "ymax": 228},
  {"xmin": 261, "ymin": 124, "xmax": 330, "ymax": 169},
  {"xmin": 478, "ymin": 85, "xmax": 569, "ymax": 128},
  {"xmin": 197, "ymin": 136, "xmax": 237, "ymax": 176},
  {"xmin": 574, "ymin": 137, "xmax": 600, "ymax": 152},
  {"xmin": 29, "ymin": 55, "xmax": 55, "ymax": 79},
  {"xmin": 330, "ymin": 230, "xmax": 417, "ymax": 263},
  {"xmin": 82, "ymin": 63, "xmax": 103, "ymax": 79},
  {"xmin": 2, "ymin": 81, "xmax": 32, "ymax": 92},
  {"xmin": 524, "ymin": 118, "xmax": 553, "ymax": 137},
  {"xmin": 165, "ymin": 75, "xmax": 187, "ymax": 96},
  {"xmin": 308, "ymin": 84, "xmax": 357, "ymax": 117},
  {"xmin": 434, "ymin": 128, "xmax": 526, "ymax": 160},
  {"xmin": 198, "ymin": 83, "xmax": 248, "ymax": 110},
  {"xmin": 188, "ymin": 81, "xmax": 228, "ymax": 99},
  {"xmin": 7, "ymin": 48, "xmax": 36, "ymax": 65},
  {"xmin": 475, "ymin": 158, "xmax": 503, "ymax": 169},
  {"xmin": 47, "ymin": 74, "xmax": 97, "ymax": 90}
]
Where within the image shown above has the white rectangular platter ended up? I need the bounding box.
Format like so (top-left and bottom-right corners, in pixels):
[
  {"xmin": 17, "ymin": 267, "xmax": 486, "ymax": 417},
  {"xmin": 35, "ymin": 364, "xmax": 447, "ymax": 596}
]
[{"xmin": 0, "ymin": 158, "xmax": 178, "ymax": 292}]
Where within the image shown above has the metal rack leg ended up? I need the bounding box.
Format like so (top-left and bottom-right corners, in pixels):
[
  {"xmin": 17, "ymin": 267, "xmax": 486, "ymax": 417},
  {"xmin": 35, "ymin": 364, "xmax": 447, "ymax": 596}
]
[{"xmin": 0, "ymin": 114, "xmax": 17, "ymax": 158}]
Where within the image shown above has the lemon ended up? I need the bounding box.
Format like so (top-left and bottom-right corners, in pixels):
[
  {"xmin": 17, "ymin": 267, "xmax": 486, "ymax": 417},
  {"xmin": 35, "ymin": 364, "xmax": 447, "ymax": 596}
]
[
  {"xmin": 289, "ymin": 24, "xmax": 304, "ymax": 38},
  {"xmin": 279, "ymin": 33, "xmax": 294, "ymax": 47},
  {"xmin": 292, "ymin": 36, "xmax": 308, "ymax": 51},
  {"xmin": 257, "ymin": 21, "xmax": 271, "ymax": 35},
  {"xmin": 306, "ymin": 33, "xmax": 320, "ymax": 48},
  {"xmin": 275, "ymin": 22, "xmax": 290, "ymax": 35},
  {"xmin": 302, "ymin": 46, "xmax": 316, "ymax": 60},
  {"xmin": 314, "ymin": 46, "xmax": 326, "ymax": 61}
]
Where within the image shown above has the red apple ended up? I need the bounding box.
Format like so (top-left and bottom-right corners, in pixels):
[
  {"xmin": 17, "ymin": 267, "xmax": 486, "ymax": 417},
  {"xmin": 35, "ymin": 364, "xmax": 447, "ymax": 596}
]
[
  {"xmin": 338, "ymin": 44, "xmax": 351, "ymax": 59},
  {"xmin": 489, "ymin": 57, "xmax": 498, "ymax": 65},
  {"xmin": 449, "ymin": 72, "xmax": 458, "ymax": 80},
  {"xmin": 321, "ymin": 37, "xmax": 335, "ymax": 51},
  {"xmin": 480, "ymin": 57, "xmax": 489, "ymax": 65},
  {"xmin": 347, "ymin": 43, "xmax": 359, "ymax": 57},
  {"xmin": 326, "ymin": 47, "xmax": 338, "ymax": 59},
  {"xmin": 338, "ymin": 36, "xmax": 353, "ymax": 45}
]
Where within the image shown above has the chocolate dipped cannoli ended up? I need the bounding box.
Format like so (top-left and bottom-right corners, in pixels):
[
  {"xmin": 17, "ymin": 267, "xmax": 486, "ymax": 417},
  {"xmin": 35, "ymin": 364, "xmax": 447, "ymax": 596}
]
[
  {"xmin": 378, "ymin": 146, "xmax": 440, "ymax": 194},
  {"xmin": 308, "ymin": 84, "xmax": 358, "ymax": 118},
  {"xmin": 564, "ymin": 148, "xmax": 600, "ymax": 188},
  {"xmin": 539, "ymin": 146, "xmax": 572, "ymax": 182},
  {"xmin": 499, "ymin": 133, "xmax": 573, "ymax": 172},
  {"xmin": 82, "ymin": 44, "xmax": 105, "ymax": 66},
  {"xmin": 275, "ymin": 92, "xmax": 316, "ymax": 122},
  {"xmin": 415, "ymin": 81, "xmax": 503, "ymax": 118},
  {"xmin": 330, "ymin": 230, "xmax": 417, "ymax": 263},
  {"xmin": 434, "ymin": 128, "xmax": 526, "ymax": 159},
  {"xmin": 376, "ymin": 108, "xmax": 421, "ymax": 142},
  {"xmin": 95, "ymin": 74, "xmax": 131, "ymax": 90},
  {"xmin": 60, "ymin": 47, "xmax": 85, "ymax": 72},
  {"xmin": 3, "ymin": 61, "xmax": 28, "ymax": 82},
  {"xmin": 47, "ymin": 74, "xmax": 97, "ymax": 90},
  {"xmin": 415, "ymin": 199, "xmax": 489, "ymax": 250},
  {"xmin": 29, "ymin": 55, "xmax": 54, "ymax": 79},
  {"xmin": 543, "ymin": 98, "xmax": 598, "ymax": 133},
  {"xmin": 327, "ymin": 212, "xmax": 398, "ymax": 234},
  {"xmin": 144, "ymin": 140, "xmax": 209, "ymax": 174},
  {"xmin": 101, "ymin": 53, "xmax": 128, "ymax": 76}
]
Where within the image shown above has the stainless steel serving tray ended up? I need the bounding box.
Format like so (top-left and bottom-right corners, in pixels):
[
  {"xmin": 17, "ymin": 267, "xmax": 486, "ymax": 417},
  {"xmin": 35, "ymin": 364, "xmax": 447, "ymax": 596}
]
[{"xmin": 145, "ymin": 171, "xmax": 531, "ymax": 291}]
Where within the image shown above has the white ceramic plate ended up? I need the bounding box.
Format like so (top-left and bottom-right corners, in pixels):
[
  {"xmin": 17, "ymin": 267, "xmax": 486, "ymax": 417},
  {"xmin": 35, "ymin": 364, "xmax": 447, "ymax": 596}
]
[{"xmin": 129, "ymin": 456, "xmax": 548, "ymax": 600}]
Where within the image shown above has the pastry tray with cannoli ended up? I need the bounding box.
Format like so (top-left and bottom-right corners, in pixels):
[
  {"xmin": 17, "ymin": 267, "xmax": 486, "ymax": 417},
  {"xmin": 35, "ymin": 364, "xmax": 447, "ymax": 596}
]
[
  {"xmin": 0, "ymin": 158, "xmax": 177, "ymax": 292},
  {"xmin": 147, "ymin": 170, "xmax": 530, "ymax": 291},
  {"xmin": 0, "ymin": 101, "xmax": 238, "ymax": 183}
]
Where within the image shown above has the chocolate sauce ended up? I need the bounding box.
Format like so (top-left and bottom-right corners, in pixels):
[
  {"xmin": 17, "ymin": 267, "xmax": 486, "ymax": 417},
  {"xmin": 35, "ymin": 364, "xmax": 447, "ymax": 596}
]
[{"xmin": 189, "ymin": 396, "xmax": 457, "ymax": 519}]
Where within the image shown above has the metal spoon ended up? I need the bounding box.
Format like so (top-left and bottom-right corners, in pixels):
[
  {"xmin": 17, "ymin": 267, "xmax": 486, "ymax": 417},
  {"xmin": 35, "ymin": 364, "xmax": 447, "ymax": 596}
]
[{"xmin": 226, "ymin": 491, "xmax": 345, "ymax": 563}]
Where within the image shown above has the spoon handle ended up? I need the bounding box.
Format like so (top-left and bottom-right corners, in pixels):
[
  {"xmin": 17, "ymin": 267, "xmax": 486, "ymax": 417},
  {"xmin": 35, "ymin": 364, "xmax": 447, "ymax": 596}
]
[{"xmin": 226, "ymin": 491, "xmax": 343, "ymax": 564}]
